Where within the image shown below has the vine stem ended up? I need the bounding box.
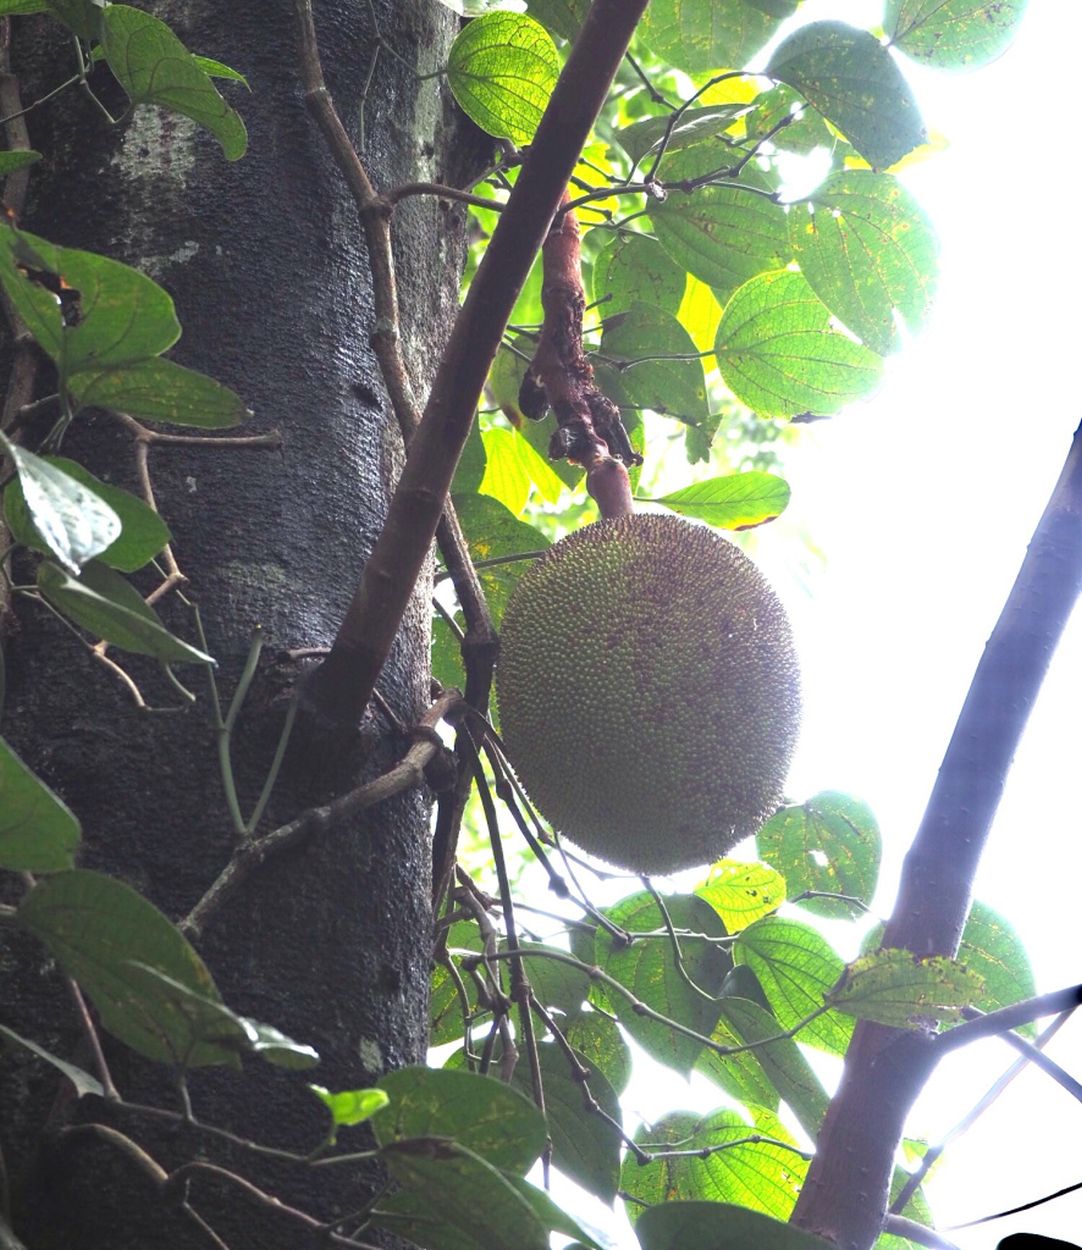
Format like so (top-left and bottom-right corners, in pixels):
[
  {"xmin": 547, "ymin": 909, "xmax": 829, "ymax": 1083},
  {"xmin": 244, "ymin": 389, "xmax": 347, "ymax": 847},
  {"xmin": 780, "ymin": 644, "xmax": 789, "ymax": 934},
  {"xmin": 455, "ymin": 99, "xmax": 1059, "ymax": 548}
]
[
  {"xmin": 306, "ymin": 0, "xmax": 651, "ymax": 725},
  {"xmin": 792, "ymin": 419, "xmax": 1082, "ymax": 1247}
]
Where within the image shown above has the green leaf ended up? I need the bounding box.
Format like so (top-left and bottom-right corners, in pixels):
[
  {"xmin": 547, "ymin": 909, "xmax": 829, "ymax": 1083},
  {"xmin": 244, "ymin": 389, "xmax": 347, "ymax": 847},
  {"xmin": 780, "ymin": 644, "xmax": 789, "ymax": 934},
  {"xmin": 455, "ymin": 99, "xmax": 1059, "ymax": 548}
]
[
  {"xmin": 564, "ymin": 1011, "xmax": 632, "ymax": 1095},
  {"xmin": 16, "ymin": 869, "xmax": 236, "ymax": 1066},
  {"xmin": 452, "ymin": 415, "xmax": 486, "ymax": 494},
  {"xmin": 0, "ymin": 1023, "xmax": 103, "ymax": 1097},
  {"xmin": 693, "ymin": 1007, "xmax": 780, "ymax": 1111},
  {"xmin": 191, "ymin": 55, "xmax": 250, "ymax": 87},
  {"xmin": 615, "ymin": 105, "xmax": 748, "ymax": 168},
  {"xmin": 600, "ymin": 303, "xmax": 708, "ymax": 425},
  {"xmin": 510, "ymin": 1041, "xmax": 621, "ymax": 1203},
  {"xmin": 37, "ymin": 560, "xmax": 214, "ymax": 665},
  {"xmin": 375, "ymin": 1065, "xmax": 546, "ymax": 1176},
  {"xmin": 43, "ymin": 0, "xmax": 101, "ymax": 38},
  {"xmin": 702, "ymin": 997, "xmax": 830, "ymax": 1138},
  {"xmin": 5, "ymin": 455, "xmax": 170, "ymax": 573},
  {"xmin": 696, "ymin": 859, "xmax": 785, "ymax": 933},
  {"xmin": 71, "ymin": 357, "xmax": 250, "ymax": 427},
  {"xmin": 958, "ymin": 901, "xmax": 1037, "ymax": 1038},
  {"xmin": 0, "ymin": 150, "xmax": 41, "ymax": 174},
  {"xmin": 311, "ymin": 1085, "xmax": 389, "ymax": 1139},
  {"xmin": 0, "ymin": 224, "xmax": 180, "ymax": 375},
  {"xmin": 639, "ymin": 0, "xmax": 781, "ymax": 73},
  {"xmin": 649, "ymin": 188, "xmax": 789, "ymax": 302},
  {"xmin": 511, "ymin": 942, "xmax": 590, "ymax": 1016},
  {"xmin": 100, "ymin": 5, "xmax": 247, "ymax": 160},
  {"xmin": 743, "ymin": 84, "xmax": 835, "ymax": 157},
  {"xmin": 0, "ymin": 0, "xmax": 48, "ymax": 14},
  {"xmin": 767, "ymin": 22, "xmax": 926, "ymax": 169},
  {"xmin": 886, "ymin": 0, "xmax": 1028, "ymax": 68},
  {"xmin": 648, "ymin": 471, "xmax": 790, "ymax": 530},
  {"xmin": 622, "ymin": 1106, "xmax": 805, "ymax": 1220},
  {"xmin": 437, "ymin": 0, "xmax": 528, "ymax": 13},
  {"xmin": 0, "ymin": 735, "xmax": 80, "ymax": 872},
  {"xmin": 757, "ymin": 792, "xmax": 881, "ymax": 918},
  {"xmin": 478, "ymin": 425, "xmax": 567, "ymax": 516},
  {"xmin": 735, "ymin": 915, "xmax": 854, "ymax": 1054},
  {"xmin": 373, "ymin": 1143, "xmax": 550, "ymax": 1250},
  {"xmin": 715, "ymin": 269, "xmax": 883, "ymax": 417},
  {"xmin": 829, "ymin": 949, "xmax": 984, "ymax": 1027},
  {"xmin": 0, "ymin": 436, "xmax": 120, "ymax": 574},
  {"xmin": 524, "ymin": 0, "xmax": 587, "ymax": 40},
  {"xmin": 240, "ymin": 1019, "xmax": 319, "ymax": 1069},
  {"xmin": 447, "ymin": 12, "xmax": 559, "ymax": 145},
  {"xmin": 635, "ymin": 1200, "xmax": 836, "ymax": 1250},
  {"xmin": 592, "ymin": 232, "xmax": 686, "ymax": 319},
  {"xmin": 595, "ymin": 892, "xmax": 731, "ymax": 1075},
  {"xmin": 791, "ymin": 171, "xmax": 938, "ymax": 354}
]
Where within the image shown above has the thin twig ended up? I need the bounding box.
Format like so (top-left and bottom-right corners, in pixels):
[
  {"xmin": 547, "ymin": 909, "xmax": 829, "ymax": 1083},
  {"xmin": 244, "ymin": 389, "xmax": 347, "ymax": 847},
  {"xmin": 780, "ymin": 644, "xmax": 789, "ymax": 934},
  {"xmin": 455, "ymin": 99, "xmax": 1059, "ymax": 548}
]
[{"xmin": 181, "ymin": 689, "xmax": 462, "ymax": 936}]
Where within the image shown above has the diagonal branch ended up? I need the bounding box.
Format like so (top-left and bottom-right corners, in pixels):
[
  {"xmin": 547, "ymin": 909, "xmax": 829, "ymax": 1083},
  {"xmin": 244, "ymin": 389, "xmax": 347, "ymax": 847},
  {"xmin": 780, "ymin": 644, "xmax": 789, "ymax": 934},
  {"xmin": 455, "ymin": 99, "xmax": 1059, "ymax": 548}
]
[
  {"xmin": 305, "ymin": 0, "xmax": 651, "ymax": 726},
  {"xmin": 792, "ymin": 419, "xmax": 1082, "ymax": 1247}
]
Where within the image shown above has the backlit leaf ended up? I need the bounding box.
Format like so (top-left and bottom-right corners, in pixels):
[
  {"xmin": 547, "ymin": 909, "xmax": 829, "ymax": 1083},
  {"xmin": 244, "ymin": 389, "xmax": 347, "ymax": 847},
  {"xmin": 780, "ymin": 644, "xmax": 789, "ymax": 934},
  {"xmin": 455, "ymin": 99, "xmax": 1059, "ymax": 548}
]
[
  {"xmin": 648, "ymin": 471, "xmax": 790, "ymax": 529},
  {"xmin": 757, "ymin": 792, "xmax": 880, "ymax": 918},
  {"xmin": 735, "ymin": 915, "xmax": 853, "ymax": 1054},
  {"xmin": 696, "ymin": 859, "xmax": 786, "ymax": 932},
  {"xmin": 592, "ymin": 232, "xmax": 686, "ymax": 318},
  {"xmin": 715, "ymin": 269, "xmax": 883, "ymax": 417},
  {"xmin": 958, "ymin": 900, "xmax": 1037, "ymax": 1038},
  {"xmin": 639, "ymin": 0, "xmax": 781, "ymax": 74},
  {"xmin": 829, "ymin": 949, "xmax": 984, "ymax": 1026},
  {"xmin": 886, "ymin": 0, "xmax": 1028, "ymax": 68},
  {"xmin": 447, "ymin": 12, "xmax": 559, "ymax": 145},
  {"xmin": 600, "ymin": 303, "xmax": 708, "ymax": 425},
  {"xmin": 767, "ymin": 22, "xmax": 925, "ymax": 168},
  {"xmin": 791, "ymin": 171, "xmax": 938, "ymax": 354},
  {"xmin": 649, "ymin": 187, "xmax": 789, "ymax": 301}
]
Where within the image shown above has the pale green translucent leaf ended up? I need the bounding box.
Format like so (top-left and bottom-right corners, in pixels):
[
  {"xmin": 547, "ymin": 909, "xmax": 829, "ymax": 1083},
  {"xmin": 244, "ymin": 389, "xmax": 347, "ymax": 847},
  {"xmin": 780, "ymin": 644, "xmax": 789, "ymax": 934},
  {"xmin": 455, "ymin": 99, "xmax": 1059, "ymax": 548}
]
[
  {"xmin": 649, "ymin": 187, "xmax": 789, "ymax": 302},
  {"xmin": 447, "ymin": 12, "xmax": 559, "ymax": 145},
  {"xmin": 696, "ymin": 858, "xmax": 786, "ymax": 932},
  {"xmin": 640, "ymin": 0, "xmax": 781, "ymax": 73},
  {"xmin": 829, "ymin": 949, "xmax": 984, "ymax": 1027},
  {"xmin": 715, "ymin": 269, "xmax": 883, "ymax": 417},
  {"xmin": 791, "ymin": 171, "xmax": 938, "ymax": 354},
  {"xmin": 648, "ymin": 471, "xmax": 790, "ymax": 529},
  {"xmin": 886, "ymin": 0, "xmax": 1028, "ymax": 68}
]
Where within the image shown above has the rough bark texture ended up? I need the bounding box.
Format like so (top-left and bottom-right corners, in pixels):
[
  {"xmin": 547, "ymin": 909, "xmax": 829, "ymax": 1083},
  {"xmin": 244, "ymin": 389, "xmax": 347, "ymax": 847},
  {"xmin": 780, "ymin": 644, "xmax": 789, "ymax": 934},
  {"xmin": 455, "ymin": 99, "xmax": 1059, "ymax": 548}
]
[{"xmin": 0, "ymin": 2, "xmax": 483, "ymax": 1246}]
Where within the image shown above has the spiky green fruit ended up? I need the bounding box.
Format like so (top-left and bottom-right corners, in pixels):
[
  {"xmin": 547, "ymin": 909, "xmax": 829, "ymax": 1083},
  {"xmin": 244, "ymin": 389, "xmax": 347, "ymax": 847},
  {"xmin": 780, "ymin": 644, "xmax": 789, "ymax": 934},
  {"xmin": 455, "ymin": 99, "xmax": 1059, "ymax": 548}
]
[{"xmin": 495, "ymin": 513, "xmax": 800, "ymax": 874}]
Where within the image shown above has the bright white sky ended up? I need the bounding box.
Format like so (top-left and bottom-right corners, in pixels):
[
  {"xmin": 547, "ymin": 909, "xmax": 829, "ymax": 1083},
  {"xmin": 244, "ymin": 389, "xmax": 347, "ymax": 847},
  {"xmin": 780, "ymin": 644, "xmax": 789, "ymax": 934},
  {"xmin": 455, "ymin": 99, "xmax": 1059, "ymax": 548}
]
[{"xmin": 772, "ymin": 0, "xmax": 1082, "ymax": 1243}]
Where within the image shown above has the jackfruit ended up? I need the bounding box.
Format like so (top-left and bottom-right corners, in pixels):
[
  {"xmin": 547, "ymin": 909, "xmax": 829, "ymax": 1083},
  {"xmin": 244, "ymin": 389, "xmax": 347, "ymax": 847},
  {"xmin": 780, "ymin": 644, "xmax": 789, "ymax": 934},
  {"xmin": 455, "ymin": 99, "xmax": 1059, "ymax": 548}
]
[{"xmin": 495, "ymin": 513, "xmax": 800, "ymax": 874}]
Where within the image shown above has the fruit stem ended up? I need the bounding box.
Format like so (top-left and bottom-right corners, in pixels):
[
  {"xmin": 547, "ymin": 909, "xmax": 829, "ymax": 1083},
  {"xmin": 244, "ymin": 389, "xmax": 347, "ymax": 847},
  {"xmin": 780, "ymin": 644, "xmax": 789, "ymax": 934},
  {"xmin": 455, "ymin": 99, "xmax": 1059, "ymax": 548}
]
[
  {"xmin": 586, "ymin": 455, "xmax": 634, "ymax": 519},
  {"xmin": 520, "ymin": 199, "xmax": 641, "ymax": 480}
]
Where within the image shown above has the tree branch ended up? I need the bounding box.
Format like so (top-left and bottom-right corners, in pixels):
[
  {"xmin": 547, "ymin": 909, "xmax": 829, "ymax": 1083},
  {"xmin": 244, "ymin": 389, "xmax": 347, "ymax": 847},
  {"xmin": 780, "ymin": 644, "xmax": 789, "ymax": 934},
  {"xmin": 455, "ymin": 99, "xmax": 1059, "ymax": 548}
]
[
  {"xmin": 305, "ymin": 0, "xmax": 651, "ymax": 725},
  {"xmin": 181, "ymin": 689, "xmax": 461, "ymax": 936},
  {"xmin": 792, "ymin": 420, "xmax": 1082, "ymax": 1247}
]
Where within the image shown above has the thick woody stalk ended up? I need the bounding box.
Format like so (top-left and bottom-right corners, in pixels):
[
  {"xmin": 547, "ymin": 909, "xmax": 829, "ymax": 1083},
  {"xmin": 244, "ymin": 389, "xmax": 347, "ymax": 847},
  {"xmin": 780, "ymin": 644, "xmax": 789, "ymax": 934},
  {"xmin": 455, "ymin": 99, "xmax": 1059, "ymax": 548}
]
[
  {"xmin": 792, "ymin": 420, "xmax": 1082, "ymax": 1247},
  {"xmin": 307, "ymin": 0, "xmax": 650, "ymax": 724}
]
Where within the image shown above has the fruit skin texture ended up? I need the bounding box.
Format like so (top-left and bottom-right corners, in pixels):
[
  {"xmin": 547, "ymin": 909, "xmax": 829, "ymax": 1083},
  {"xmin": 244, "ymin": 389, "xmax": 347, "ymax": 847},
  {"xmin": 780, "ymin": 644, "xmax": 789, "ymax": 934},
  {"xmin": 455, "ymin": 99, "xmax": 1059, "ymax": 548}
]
[{"xmin": 495, "ymin": 513, "xmax": 801, "ymax": 875}]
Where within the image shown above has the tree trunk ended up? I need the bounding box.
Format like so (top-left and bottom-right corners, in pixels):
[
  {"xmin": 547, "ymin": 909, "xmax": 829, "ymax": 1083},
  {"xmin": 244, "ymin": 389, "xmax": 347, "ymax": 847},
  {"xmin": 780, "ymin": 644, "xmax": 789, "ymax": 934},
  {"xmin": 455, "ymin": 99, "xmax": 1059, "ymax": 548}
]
[{"xmin": 0, "ymin": 3, "xmax": 481, "ymax": 1246}]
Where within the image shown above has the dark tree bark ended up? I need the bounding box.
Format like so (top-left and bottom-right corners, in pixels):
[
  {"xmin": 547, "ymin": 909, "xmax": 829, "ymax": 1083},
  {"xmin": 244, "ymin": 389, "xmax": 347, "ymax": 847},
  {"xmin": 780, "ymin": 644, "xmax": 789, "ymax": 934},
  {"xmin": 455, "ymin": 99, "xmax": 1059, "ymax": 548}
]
[{"xmin": 0, "ymin": 2, "xmax": 484, "ymax": 1246}]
